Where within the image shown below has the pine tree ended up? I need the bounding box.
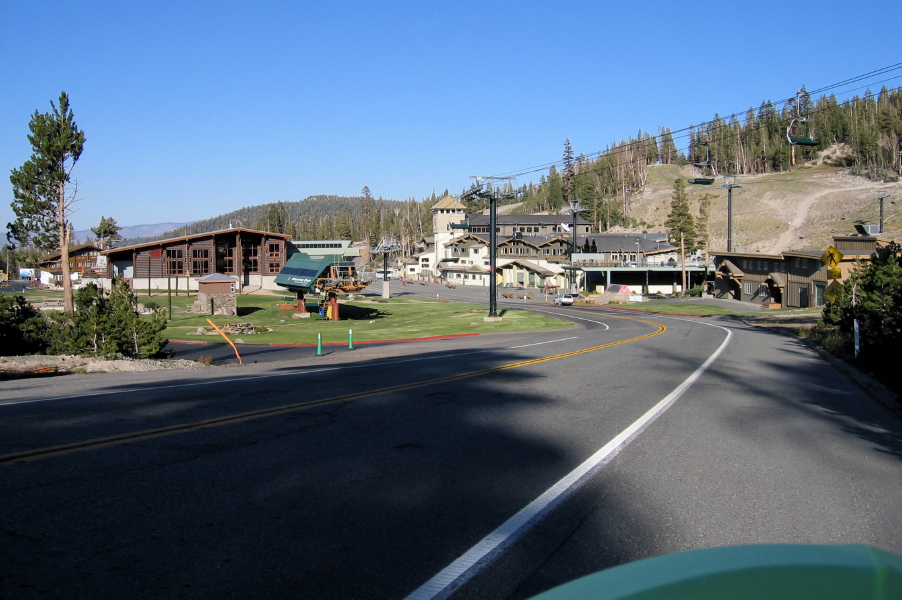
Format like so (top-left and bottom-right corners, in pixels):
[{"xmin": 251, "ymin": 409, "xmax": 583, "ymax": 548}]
[
  {"xmin": 8, "ymin": 92, "xmax": 86, "ymax": 312},
  {"xmin": 361, "ymin": 186, "xmax": 374, "ymax": 250},
  {"xmin": 0, "ymin": 294, "xmax": 49, "ymax": 355},
  {"xmin": 822, "ymin": 242, "xmax": 902, "ymax": 390},
  {"xmin": 47, "ymin": 278, "xmax": 166, "ymax": 358},
  {"xmin": 545, "ymin": 166, "xmax": 564, "ymax": 210},
  {"xmin": 562, "ymin": 138, "xmax": 575, "ymax": 203},
  {"xmin": 91, "ymin": 216, "xmax": 122, "ymax": 248},
  {"xmin": 664, "ymin": 179, "xmax": 697, "ymax": 251}
]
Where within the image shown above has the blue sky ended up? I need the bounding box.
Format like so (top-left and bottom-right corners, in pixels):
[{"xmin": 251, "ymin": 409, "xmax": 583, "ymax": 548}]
[{"xmin": 1, "ymin": 1, "xmax": 899, "ymax": 234}]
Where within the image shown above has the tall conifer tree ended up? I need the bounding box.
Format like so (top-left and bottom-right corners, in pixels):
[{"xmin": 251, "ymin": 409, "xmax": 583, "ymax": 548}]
[
  {"xmin": 8, "ymin": 92, "xmax": 85, "ymax": 311},
  {"xmin": 665, "ymin": 178, "xmax": 697, "ymax": 251}
]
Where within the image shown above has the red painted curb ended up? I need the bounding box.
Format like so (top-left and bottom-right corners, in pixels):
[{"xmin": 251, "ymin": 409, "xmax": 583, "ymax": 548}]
[
  {"xmin": 268, "ymin": 332, "xmax": 480, "ymax": 347},
  {"xmin": 167, "ymin": 332, "xmax": 480, "ymax": 348}
]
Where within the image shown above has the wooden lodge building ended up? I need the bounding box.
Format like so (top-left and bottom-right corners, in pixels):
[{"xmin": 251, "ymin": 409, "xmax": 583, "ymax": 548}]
[
  {"xmin": 99, "ymin": 228, "xmax": 293, "ymax": 291},
  {"xmin": 38, "ymin": 243, "xmax": 103, "ymax": 285},
  {"xmin": 712, "ymin": 234, "xmax": 892, "ymax": 308}
]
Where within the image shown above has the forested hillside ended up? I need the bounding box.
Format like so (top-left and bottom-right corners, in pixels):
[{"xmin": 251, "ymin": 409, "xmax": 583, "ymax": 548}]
[{"xmin": 123, "ymin": 85, "xmax": 901, "ymax": 258}]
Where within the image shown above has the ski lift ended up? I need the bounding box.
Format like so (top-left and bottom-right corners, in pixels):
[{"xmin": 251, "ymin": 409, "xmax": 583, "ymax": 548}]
[
  {"xmin": 786, "ymin": 89, "xmax": 818, "ymax": 146},
  {"xmin": 689, "ymin": 142, "xmax": 716, "ymax": 185}
]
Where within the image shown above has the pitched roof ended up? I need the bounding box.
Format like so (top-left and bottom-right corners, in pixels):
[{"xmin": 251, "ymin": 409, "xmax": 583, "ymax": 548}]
[
  {"xmin": 765, "ymin": 272, "xmax": 787, "ymax": 287},
  {"xmin": 467, "ymin": 214, "xmax": 591, "ymax": 226},
  {"xmin": 584, "ymin": 234, "xmax": 677, "ymax": 253},
  {"xmin": 499, "ymin": 259, "xmax": 558, "ymax": 276},
  {"xmin": 432, "ymin": 195, "xmax": 467, "ymax": 210},
  {"xmin": 101, "ymin": 227, "xmax": 292, "ymax": 255},
  {"xmin": 196, "ymin": 273, "xmax": 239, "ymax": 282},
  {"xmin": 41, "ymin": 243, "xmax": 102, "ymax": 262},
  {"xmin": 718, "ymin": 259, "xmax": 744, "ymax": 278}
]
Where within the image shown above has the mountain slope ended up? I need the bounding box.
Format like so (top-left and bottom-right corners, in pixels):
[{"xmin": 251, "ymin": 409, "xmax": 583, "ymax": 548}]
[
  {"xmin": 77, "ymin": 166, "xmax": 900, "ymax": 255},
  {"xmin": 631, "ymin": 164, "xmax": 901, "ymax": 254}
]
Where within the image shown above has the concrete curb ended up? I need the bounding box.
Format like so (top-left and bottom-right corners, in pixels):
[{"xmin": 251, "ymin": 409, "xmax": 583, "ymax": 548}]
[{"xmin": 791, "ymin": 333, "xmax": 901, "ymax": 414}]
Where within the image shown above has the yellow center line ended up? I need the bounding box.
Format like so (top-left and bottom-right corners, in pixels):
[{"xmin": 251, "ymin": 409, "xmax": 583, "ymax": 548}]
[{"xmin": 1, "ymin": 317, "xmax": 666, "ymax": 466}]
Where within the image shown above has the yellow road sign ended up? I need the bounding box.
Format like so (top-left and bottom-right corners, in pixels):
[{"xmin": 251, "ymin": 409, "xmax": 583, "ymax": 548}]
[
  {"xmin": 821, "ymin": 246, "xmax": 844, "ymax": 268},
  {"xmin": 824, "ymin": 280, "xmax": 843, "ymax": 302},
  {"xmin": 827, "ymin": 268, "xmax": 842, "ymax": 280}
]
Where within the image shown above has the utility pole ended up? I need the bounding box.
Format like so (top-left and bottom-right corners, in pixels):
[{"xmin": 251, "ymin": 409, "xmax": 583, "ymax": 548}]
[
  {"xmin": 720, "ymin": 177, "xmax": 742, "ymax": 252},
  {"xmin": 462, "ymin": 176, "xmax": 516, "ymax": 321}
]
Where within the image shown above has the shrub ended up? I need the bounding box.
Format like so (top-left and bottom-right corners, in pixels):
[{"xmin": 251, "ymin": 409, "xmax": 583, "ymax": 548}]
[
  {"xmin": 820, "ymin": 242, "xmax": 902, "ymax": 391},
  {"xmin": 0, "ymin": 295, "xmax": 49, "ymax": 356},
  {"xmin": 47, "ymin": 278, "xmax": 168, "ymax": 359}
]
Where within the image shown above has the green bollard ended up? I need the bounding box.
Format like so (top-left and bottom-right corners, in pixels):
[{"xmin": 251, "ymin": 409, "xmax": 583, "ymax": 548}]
[
  {"xmin": 348, "ymin": 328, "xmax": 354, "ymax": 350},
  {"xmin": 316, "ymin": 332, "xmax": 323, "ymax": 356}
]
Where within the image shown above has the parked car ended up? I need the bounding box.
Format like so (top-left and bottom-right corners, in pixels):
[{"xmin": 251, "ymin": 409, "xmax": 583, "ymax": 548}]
[{"xmin": 554, "ymin": 294, "xmax": 574, "ymax": 306}]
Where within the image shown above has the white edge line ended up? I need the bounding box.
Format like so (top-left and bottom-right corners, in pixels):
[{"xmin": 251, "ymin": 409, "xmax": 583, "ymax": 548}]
[{"xmin": 403, "ymin": 320, "xmax": 733, "ymax": 600}]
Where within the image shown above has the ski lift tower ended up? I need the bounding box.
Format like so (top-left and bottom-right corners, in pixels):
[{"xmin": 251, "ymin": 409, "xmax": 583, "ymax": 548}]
[
  {"xmin": 719, "ymin": 176, "xmax": 742, "ymax": 252},
  {"xmin": 372, "ymin": 236, "xmax": 402, "ymax": 298},
  {"xmin": 461, "ymin": 176, "xmax": 517, "ymax": 321},
  {"xmin": 564, "ymin": 198, "xmax": 583, "ymax": 292}
]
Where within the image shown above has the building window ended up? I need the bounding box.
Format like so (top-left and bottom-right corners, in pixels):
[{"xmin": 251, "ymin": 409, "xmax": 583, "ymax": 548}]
[
  {"xmin": 267, "ymin": 243, "xmax": 281, "ymax": 258},
  {"xmin": 243, "ymin": 246, "xmax": 259, "ymax": 272},
  {"xmin": 192, "ymin": 248, "xmax": 210, "ymax": 274},
  {"xmin": 167, "ymin": 249, "xmax": 184, "ymax": 274}
]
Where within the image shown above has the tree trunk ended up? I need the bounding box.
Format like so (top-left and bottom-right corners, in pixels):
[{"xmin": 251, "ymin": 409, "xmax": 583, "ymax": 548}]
[{"xmin": 59, "ymin": 183, "xmax": 74, "ymax": 312}]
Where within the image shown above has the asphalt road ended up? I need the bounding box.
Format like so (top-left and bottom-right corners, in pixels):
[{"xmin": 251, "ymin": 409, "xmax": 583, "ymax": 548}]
[{"xmin": 1, "ymin": 288, "xmax": 900, "ymax": 599}]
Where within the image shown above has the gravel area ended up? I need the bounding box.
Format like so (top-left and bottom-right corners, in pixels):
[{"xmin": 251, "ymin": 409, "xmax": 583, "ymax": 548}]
[{"xmin": 0, "ymin": 354, "xmax": 208, "ymax": 377}]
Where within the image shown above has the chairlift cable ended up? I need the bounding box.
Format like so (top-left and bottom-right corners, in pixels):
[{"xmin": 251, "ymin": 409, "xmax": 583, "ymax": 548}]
[{"xmin": 488, "ymin": 64, "xmax": 902, "ymax": 182}]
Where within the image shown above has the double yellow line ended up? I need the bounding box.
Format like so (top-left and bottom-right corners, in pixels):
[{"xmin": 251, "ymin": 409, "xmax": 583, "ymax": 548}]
[{"xmin": 1, "ymin": 319, "xmax": 665, "ymax": 466}]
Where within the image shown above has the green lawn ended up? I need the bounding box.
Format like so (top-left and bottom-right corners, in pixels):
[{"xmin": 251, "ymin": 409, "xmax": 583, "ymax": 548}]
[{"xmin": 138, "ymin": 292, "xmax": 571, "ymax": 345}]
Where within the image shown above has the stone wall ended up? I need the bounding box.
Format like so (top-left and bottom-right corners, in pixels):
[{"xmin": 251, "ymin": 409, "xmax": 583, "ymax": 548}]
[{"xmin": 192, "ymin": 291, "xmax": 238, "ymax": 316}]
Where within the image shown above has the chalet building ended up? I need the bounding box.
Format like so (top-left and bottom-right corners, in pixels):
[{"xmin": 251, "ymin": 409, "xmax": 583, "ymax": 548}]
[
  {"xmin": 99, "ymin": 228, "xmax": 293, "ymax": 292},
  {"xmin": 439, "ymin": 233, "xmax": 573, "ymax": 289},
  {"xmin": 412, "ymin": 196, "xmax": 469, "ymax": 281},
  {"xmin": 402, "ymin": 196, "xmax": 708, "ymax": 293},
  {"xmin": 38, "ymin": 243, "xmax": 103, "ymax": 286},
  {"xmin": 465, "ymin": 213, "xmax": 592, "ymax": 238},
  {"xmin": 712, "ymin": 234, "xmax": 893, "ymax": 308}
]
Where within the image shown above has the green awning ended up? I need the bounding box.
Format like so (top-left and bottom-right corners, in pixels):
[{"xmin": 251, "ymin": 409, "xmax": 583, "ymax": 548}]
[{"xmin": 275, "ymin": 253, "xmax": 359, "ymax": 293}]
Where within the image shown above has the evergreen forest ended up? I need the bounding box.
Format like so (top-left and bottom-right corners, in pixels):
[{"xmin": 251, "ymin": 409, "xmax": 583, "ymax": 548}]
[{"xmin": 121, "ymin": 85, "xmax": 902, "ymax": 259}]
